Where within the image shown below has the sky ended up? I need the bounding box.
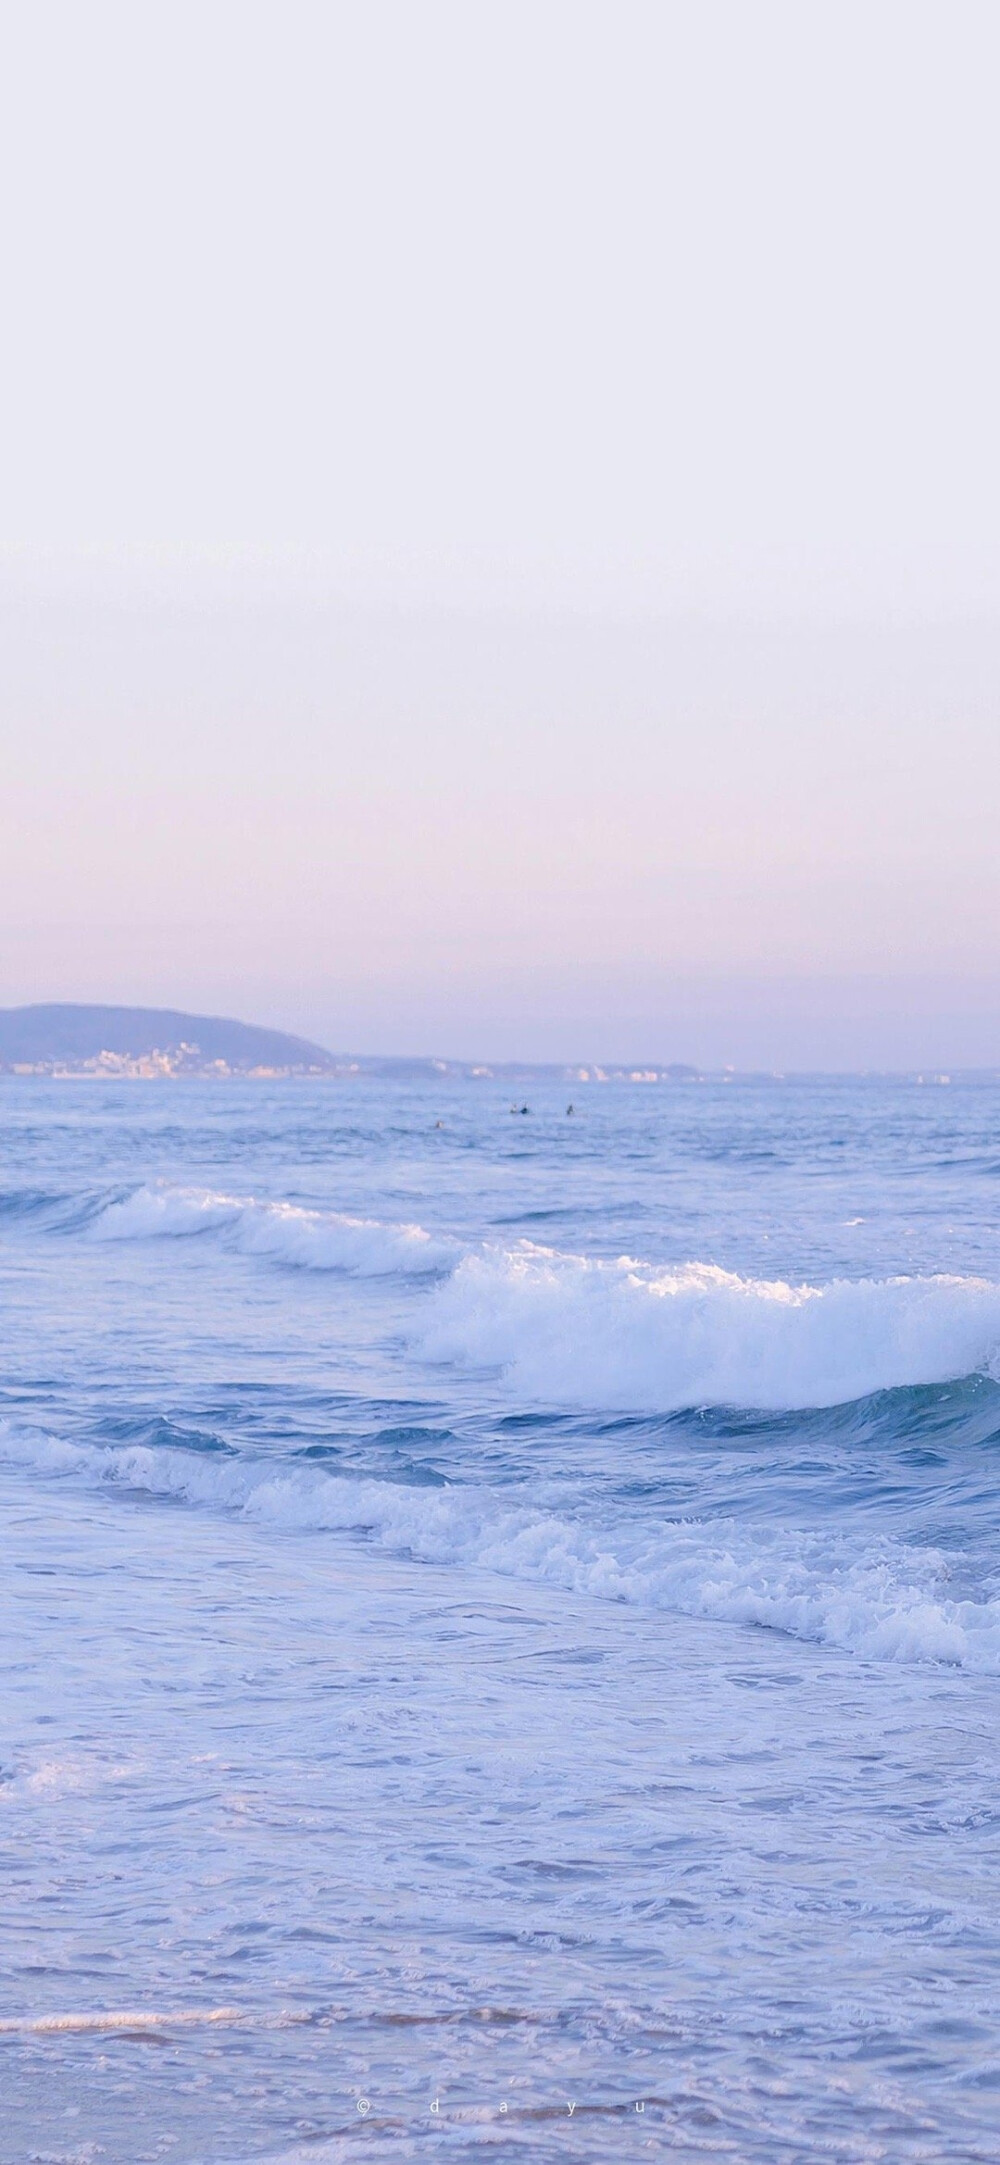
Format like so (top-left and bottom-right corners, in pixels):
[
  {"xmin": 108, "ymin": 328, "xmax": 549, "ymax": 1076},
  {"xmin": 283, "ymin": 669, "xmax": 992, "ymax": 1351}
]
[{"xmin": 1, "ymin": 0, "xmax": 999, "ymax": 1068}]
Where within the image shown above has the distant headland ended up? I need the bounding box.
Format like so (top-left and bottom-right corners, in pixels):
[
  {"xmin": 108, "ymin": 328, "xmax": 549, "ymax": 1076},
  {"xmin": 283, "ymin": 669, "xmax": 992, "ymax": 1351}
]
[
  {"xmin": 0, "ymin": 1003, "xmax": 702, "ymax": 1083},
  {"xmin": 0, "ymin": 1004, "xmax": 340, "ymax": 1078}
]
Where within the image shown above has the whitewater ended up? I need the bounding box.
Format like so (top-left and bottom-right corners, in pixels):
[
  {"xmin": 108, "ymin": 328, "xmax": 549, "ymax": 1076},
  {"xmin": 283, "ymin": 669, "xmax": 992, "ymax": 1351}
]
[{"xmin": 4, "ymin": 1075, "xmax": 1000, "ymax": 2160}]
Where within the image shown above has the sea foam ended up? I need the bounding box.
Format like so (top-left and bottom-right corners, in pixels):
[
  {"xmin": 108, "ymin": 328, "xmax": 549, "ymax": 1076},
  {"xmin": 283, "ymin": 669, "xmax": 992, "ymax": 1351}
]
[
  {"xmin": 3, "ymin": 1417, "xmax": 998, "ymax": 1671},
  {"xmin": 418, "ymin": 1247, "xmax": 1000, "ymax": 1411},
  {"xmin": 89, "ymin": 1184, "xmax": 456, "ymax": 1275}
]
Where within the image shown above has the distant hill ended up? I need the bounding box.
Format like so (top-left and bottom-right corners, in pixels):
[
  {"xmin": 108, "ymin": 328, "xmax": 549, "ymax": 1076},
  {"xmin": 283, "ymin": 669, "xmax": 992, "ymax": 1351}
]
[{"xmin": 0, "ymin": 1004, "xmax": 338, "ymax": 1076}]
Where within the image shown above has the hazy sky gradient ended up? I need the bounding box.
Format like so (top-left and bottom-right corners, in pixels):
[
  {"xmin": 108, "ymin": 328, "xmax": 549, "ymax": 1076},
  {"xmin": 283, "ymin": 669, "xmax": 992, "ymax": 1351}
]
[{"xmin": 2, "ymin": 2, "xmax": 998, "ymax": 1065}]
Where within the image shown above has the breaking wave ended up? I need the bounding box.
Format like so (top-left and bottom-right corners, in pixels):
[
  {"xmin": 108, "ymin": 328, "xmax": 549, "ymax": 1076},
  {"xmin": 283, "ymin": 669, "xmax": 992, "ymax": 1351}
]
[
  {"xmin": 89, "ymin": 1184, "xmax": 457, "ymax": 1275},
  {"xmin": 418, "ymin": 1248, "xmax": 1000, "ymax": 1411},
  {"xmin": 26, "ymin": 1185, "xmax": 1000, "ymax": 1411},
  {"xmin": 3, "ymin": 1416, "xmax": 999, "ymax": 1671}
]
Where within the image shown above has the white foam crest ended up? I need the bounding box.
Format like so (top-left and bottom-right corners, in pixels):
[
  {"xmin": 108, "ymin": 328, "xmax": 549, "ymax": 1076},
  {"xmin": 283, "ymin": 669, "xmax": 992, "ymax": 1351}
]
[
  {"xmin": 90, "ymin": 1184, "xmax": 456, "ymax": 1275},
  {"xmin": 92, "ymin": 1185, "xmax": 242, "ymax": 1238},
  {"xmin": 4, "ymin": 1420, "xmax": 1000, "ymax": 1672},
  {"xmin": 0, "ymin": 2007, "xmax": 243, "ymax": 2034},
  {"xmin": 234, "ymin": 1199, "xmax": 456, "ymax": 1275},
  {"xmin": 418, "ymin": 1247, "xmax": 1000, "ymax": 1411}
]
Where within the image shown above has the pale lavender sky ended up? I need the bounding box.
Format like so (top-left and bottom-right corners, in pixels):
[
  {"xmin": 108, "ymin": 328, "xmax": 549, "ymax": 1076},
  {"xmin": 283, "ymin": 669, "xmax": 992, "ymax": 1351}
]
[{"xmin": 1, "ymin": 2, "xmax": 999, "ymax": 1066}]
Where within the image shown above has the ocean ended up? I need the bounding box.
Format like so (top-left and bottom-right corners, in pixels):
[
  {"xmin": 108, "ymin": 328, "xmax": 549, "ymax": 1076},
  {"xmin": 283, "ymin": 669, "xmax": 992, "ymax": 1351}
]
[{"xmin": 3, "ymin": 1073, "xmax": 1000, "ymax": 2162}]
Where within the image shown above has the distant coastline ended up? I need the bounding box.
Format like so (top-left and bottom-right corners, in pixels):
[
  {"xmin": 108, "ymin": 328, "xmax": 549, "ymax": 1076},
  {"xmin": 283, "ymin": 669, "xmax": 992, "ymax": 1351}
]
[
  {"xmin": 0, "ymin": 1005, "xmax": 983, "ymax": 1084},
  {"xmin": 0, "ymin": 1002, "xmax": 705, "ymax": 1083}
]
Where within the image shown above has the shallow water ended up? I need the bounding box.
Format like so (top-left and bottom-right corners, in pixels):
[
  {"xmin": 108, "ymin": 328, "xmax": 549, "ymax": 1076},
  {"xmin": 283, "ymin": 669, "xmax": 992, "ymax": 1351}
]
[{"xmin": 3, "ymin": 1074, "xmax": 1000, "ymax": 2160}]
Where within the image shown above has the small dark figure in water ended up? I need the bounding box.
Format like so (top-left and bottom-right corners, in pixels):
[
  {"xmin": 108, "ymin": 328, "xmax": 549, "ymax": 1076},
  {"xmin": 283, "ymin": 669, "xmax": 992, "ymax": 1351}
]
[
  {"xmin": 566, "ymin": 1103, "xmax": 574, "ymax": 1115},
  {"xmin": 509, "ymin": 1103, "xmax": 530, "ymax": 1115}
]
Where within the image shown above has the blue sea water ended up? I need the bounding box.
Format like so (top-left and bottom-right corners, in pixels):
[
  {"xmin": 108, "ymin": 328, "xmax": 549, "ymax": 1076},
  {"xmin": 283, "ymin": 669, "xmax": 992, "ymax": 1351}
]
[{"xmin": 4, "ymin": 1074, "xmax": 1000, "ymax": 2161}]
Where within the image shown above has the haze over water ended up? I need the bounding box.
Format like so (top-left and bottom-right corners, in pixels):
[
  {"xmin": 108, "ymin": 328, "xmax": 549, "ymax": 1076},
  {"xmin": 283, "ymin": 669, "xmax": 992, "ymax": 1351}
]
[
  {"xmin": 5, "ymin": 1072, "xmax": 1000, "ymax": 2160},
  {"xmin": 4, "ymin": 4, "xmax": 1000, "ymax": 1073}
]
